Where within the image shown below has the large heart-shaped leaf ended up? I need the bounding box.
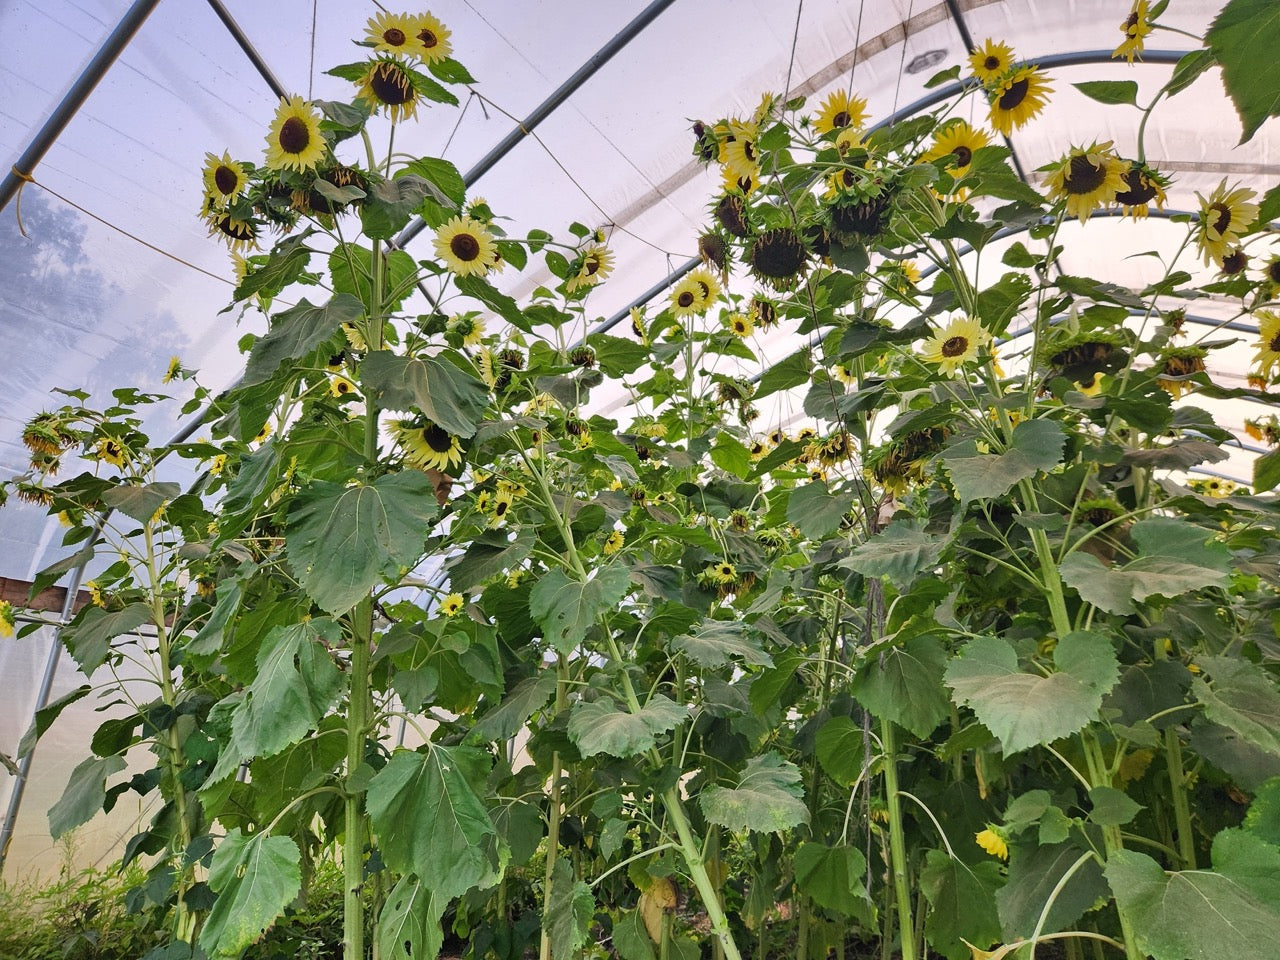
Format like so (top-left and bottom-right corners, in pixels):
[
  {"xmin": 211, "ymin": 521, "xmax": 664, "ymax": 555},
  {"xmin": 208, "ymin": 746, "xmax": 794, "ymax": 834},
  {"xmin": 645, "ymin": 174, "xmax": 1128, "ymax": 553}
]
[
  {"xmin": 529, "ymin": 565, "xmax": 630, "ymax": 656},
  {"xmin": 361, "ymin": 350, "xmax": 489, "ymax": 438},
  {"xmin": 700, "ymin": 752, "xmax": 809, "ymax": 833},
  {"xmin": 943, "ymin": 419, "xmax": 1065, "ymax": 504},
  {"xmin": 200, "ymin": 830, "xmax": 301, "ymax": 959},
  {"xmin": 567, "ymin": 696, "xmax": 686, "ymax": 758},
  {"xmin": 243, "ymin": 294, "xmax": 363, "ymax": 386}
]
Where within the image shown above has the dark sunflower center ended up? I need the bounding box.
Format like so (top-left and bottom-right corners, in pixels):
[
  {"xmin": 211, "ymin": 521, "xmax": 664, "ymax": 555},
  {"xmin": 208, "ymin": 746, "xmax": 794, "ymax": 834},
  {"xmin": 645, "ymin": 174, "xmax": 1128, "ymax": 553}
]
[
  {"xmin": 1123, "ymin": 12, "xmax": 1140, "ymax": 31},
  {"xmin": 105, "ymin": 441, "xmax": 121, "ymax": 456},
  {"xmin": 494, "ymin": 499, "xmax": 510, "ymax": 517},
  {"xmin": 998, "ymin": 78, "xmax": 1029, "ymax": 110},
  {"xmin": 1065, "ymin": 155, "xmax": 1107, "ymax": 194},
  {"xmin": 951, "ymin": 145, "xmax": 973, "ymax": 167},
  {"xmin": 584, "ymin": 256, "xmax": 601, "ymax": 276},
  {"xmin": 279, "ymin": 116, "xmax": 311, "ymax": 154},
  {"xmin": 336, "ymin": 380, "xmax": 351, "ymax": 394},
  {"xmin": 1270, "ymin": 332, "xmax": 1280, "ymax": 352},
  {"xmin": 941, "ymin": 336, "xmax": 969, "ymax": 358},
  {"xmin": 418, "ymin": 28, "xmax": 438, "ymax": 48},
  {"xmin": 696, "ymin": 281, "xmax": 710, "ymax": 299},
  {"xmin": 1210, "ymin": 203, "xmax": 1233, "ymax": 236},
  {"xmin": 832, "ymin": 110, "xmax": 850, "ymax": 128},
  {"xmin": 750, "ymin": 229, "xmax": 807, "ymax": 278},
  {"xmin": 1221, "ymin": 250, "xmax": 1247, "ymax": 275},
  {"xmin": 370, "ymin": 65, "xmax": 413, "ymax": 105},
  {"xmin": 1269, "ymin": 261, "xmax": 1280, "ymax": 284},
  {"xmin": 743, "ymin": 140, "xmax": 756, "ymax": 161},
  {"xmin": 384, "ymin": 27, "xmax": 406, "ymax": 45},
  {"xmin": 421, "ymin": 424, "xmax": 452, "ymax": 453},
  {"xmin": 451, "ymin": 233, "xmax": 481, "ymax": 261},
  {"xmin": 1115, "ymin": 170, "xmax": 1156, "ymax": 205},
  {"xmin": 715, "ymin": 195, "xmax": 750, "ymax": 237},
  {"xmin": 217, "ymin": 217, "xmax": 254, "ymax": 241},
  {"xmin": 984, "ymin": 55, "xmax": 1000, "ymax": 70},
  {"xmin": 214, "ymin": 164, "xmax": 239, "ymax": 195},
  {"xmin": 841, "ymin": 169, "xmax": 857, "ymax": 187},
  {"xmin": 677, "ymin": 291, "xmax": 696, "ymax": 308}
]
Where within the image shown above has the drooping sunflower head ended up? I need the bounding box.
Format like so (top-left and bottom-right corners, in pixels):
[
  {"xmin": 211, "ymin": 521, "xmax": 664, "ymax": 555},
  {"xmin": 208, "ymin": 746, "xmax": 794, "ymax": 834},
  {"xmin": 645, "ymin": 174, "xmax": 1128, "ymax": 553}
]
[
  {"xmin": 1261, "ymin": 256, "xmax": 1280, "ymax": 292},
  {"xmin": 1253, "ymin": 309, "xmax": 1280, "ymax": 379},
  {"xmin": 1218, "ymin": 248, "xmax": 1249, "ymax": 277},
  {"xmin": 201, "ymin": 151, "xmax": 249, "ymax": 209},
  {"xmin": 356, "ymin": 58, "xmax": 420, "ymax": 123},
  {"xmin": 411, "ymin": 12, "xmax": 453, "ymax": 64},
  {"xmin": 813, "ymin": 88, "xmax": 869, "ymax": 136},
  {"xmin": 1042, "ymin": 141, "xmax": 1127, "ymax": 223},
  {"xmin": 988, "ymin": 66, "xmax": 1052, "ymax": 137},
  {"xmin": 394, "ymin": 418, "xmax": 464, "ymax": 472},
  {"xmin": 566, "ymin": 244, "xmax": 614, "ymax": 293},
  {"xmin": 1156, "ymin": 346, "xmax": 1209, "ymax": 398},
  {"xmin": 207, "ymin": 210, "xmax": 260, "ymax": 254},
  {"xmin": 1114, "ymin": 161, "xmax": 1168, "ymax": 218},
  {"xmin": 750, "ymin": 296, "xmax": 778, "ymax": 328},
  {"xmin": 969, "ymin": 39, "xmax": 1015, "ymax": 84},
  {"xmin": 829, "ymin": 192, "xmax": 893, "ymax": 241},
  {"xmin": 265, "ymin": 95, "xmax": 328, "ymax": 173},
  {"xmin": 714, "ymin": 193, "xmax": 752, "ymax": 237},
  {"xmin": 433, "ymin": 215, "xmax": 496, "ymax": 277},
  {"xmin": 748, "ymin": 227, "xmax": 808, "ymax": 289},
  {"xmin": 1195, "ymin": 179, "xmax": 1259, "ymax": 266},
  {"xmin": 921, "ymin": 315, "xmax": 991, "ymax": 376},
  {"xmin": 698, "ymin": 231, "xmax": 730, "ymax": 273},
  {"xmin": 1113, "ymin": 0, "xmax": 1153, "ymax": 64},
  {"xmin": 364, "ymin": 11, "xmax": 417, "ymax": 55}
]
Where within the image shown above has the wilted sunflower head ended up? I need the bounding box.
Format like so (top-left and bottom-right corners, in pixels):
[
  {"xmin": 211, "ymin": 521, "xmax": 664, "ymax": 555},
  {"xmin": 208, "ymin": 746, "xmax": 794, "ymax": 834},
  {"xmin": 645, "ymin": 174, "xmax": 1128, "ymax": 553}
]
[
  {"xmin": 1115, "ymin": 162, "xmax": 1167, "ymax": 218},
  {"xmin": 748, "ymin": 227, "xmax": 808, "ymax": 288},
  {"xmin": 698, "ymin": 231, "xmax": 730, "ymax": 272},
  {"xmin": 714, "ymin": 193, "xmax": 752, "ymax": 238},
  {"xmin": 1156, "ymin": 346, "xmax": 1209, "ymax": 398}
]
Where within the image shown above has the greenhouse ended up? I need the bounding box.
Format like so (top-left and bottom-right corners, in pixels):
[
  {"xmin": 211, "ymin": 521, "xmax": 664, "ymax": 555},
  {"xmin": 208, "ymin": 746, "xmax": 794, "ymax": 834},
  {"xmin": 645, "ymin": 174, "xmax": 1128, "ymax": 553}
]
[{"xmin": 2, "ymin": 0, "xmax": 1280, "ymax": 957}]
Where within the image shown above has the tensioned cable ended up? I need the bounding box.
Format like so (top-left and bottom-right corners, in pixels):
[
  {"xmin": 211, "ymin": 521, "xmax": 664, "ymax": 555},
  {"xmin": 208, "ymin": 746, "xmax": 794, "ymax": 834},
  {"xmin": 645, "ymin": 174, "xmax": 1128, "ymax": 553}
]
[
  {"xmin": 307, "ymin": 0, "xmax": 318, "ymax": 100},
  {"xmin": 783, "ymin": 0, "xmax": 806, "ymax": 103}
]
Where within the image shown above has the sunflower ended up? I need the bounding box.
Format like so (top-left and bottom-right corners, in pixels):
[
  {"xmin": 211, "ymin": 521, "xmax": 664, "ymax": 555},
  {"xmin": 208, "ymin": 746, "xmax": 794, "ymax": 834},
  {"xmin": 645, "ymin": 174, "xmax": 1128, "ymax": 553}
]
[
  {"xmin": 688, "ymin": 266, "xmax": 722, "ymax": 308},
  {"xmin": 718, "ymin": 119, "xmax": 761, "ymax": 182},
  {"xmin": 886, "ymin": 260, "xmax": 921, "ymax": 293},
  {"xmin": 1043, "ymin": 141, "xmax": 1127, "ymax": 223},
  {"xmin": 395, "ymin": 419, "xmax": 463, "ymax": 472},
  {"xmin": 265, "ymin": 96, "xmax": 327, "ymax": 172},
  {"xmin": 714, "ymin": 193, "xmax": 752, "ymax": 237},
  {"xmin": 201, "ymin": 151, "xmax": 248, "ymax": 209},
  {"xmin": 1114, "ymin": 162, "xmax": 1167, "ymax": 218},
  {"xmin": 357, "ymin": 58, "xmax": 420, "ymax": 122},
  {"xmin": 1254, "ymin": 310, "xmax": 1280, "ymax": 379},
  {"xmin": 1113, "ymin": 0, "xmax": 1153, "ymax": 64},
  {"xmin": 603, "ymin": 530, "xmax": 624, "ymax": 555},
  {"xmin": 434, "ymin": 215, "xmax": 496, "ymax": 277},
  {"xmin": 705, "ymin": 561, "xmax": 737, "ymax": 585},
  {"xmin": 750, "ymin": 296, "xmax": 778, "ymax": 328},
  {"xmin": 1219, "ymin": 248, "xmax": 1249, "ymax": 277},
  {"xmin": 922, "ymin": 121, "xmax": 991, "ymax": 188},
  {"xmin": 365, "ymin": 11, "xmax": 417, "ymax": 55},
  {"xmin": 207, "ymin": 211, "xmax": 259, "ymax": 254},
  {"xmin": 1195, "ymin": 180, "xmax": 1258, "ymax": 266},
  {"xmin": 1156, "ymin": 347, "xmax": 1208, "ymax": 398},
  {"xmin": 670, "ymin": 275, "xmax": 705, "ymax": 317},
  {"xmin": 698, "ymin": 232, "xmax": 729, "ymax": 274},
  {"xmin": 969, "ymin": 39, "xmax": 1015, "ymax": 83},
  {"xmin": 921, "ymin": 315, "xmax": 991, "ymax": 375},
  {"xmin": 447, "ymin": 313, "xmax": 485, "ymax": 347},
  {"xmin": 329, "ymin": 376, "xmax": 357, "ymax": 398},
  {"xmin": 411, "ymin": 12, "xmax": 453, "ymax": 64},
  {"xmin": 566, "ymin": 244, "xmax": 614, "ymax": 292},
  {"xmin": 814, "ymin": 89, "xmax": 868, "ymax": 135},
  {"xmin": 440, "ymin": 593, "xmax": 465, "ymax": 617},
  {"xmin": 975, "ymin": 826, "xmax": 1009, "ymax": 861},
  {"xmin": 749, "ymin": 227, "xmax": 808, "ymax": 288},
  {"xmin": 728, "ymin": 313, "xmax": 753, "ymax": 338},
  {"xmin": 162, "ymin": 356, "xmax": 182, "ymax": 384},
  {"xmin": 1, "ymin": 600, "xmax": 16, "ymax": 639},
  {"xmin": 96, "ymin": 437, "xmax": 127, "ymax": 468},
  {"xmin": 988, "ymin": 66, "xmax": 1051, "ymax": 137},
  {"xmin": 254, "ymin": 421, "xmax": 273, "ymax": 443},
  {"xmin": 1261, "ymin": 256, "xmax": 1280, "ymax": 293}
]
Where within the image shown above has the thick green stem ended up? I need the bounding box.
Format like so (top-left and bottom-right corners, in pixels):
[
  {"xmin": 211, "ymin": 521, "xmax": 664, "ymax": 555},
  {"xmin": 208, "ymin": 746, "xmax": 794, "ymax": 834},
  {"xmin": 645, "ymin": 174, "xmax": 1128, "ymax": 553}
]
[
  {"xmin": 539, "ymin": 657, "xmax": 568, "ymax": 960},
  {"xmin": 880, "ymin": 720, "xmax": 916, "ymax": 960},
  {"xmin": 1164, "ymin": 727, "xmax": 1196, "ymax": 868},
  {"xmin": 662, "ymin": 787, "xmax": 744, "ymax": 960},
  {"xmin": 1081, "ymin": 732, "xmax": 1143, "ymax": 960},
  {"xmin": 345, "ymin": 621, "xmax": 371, "ymax": 960}
]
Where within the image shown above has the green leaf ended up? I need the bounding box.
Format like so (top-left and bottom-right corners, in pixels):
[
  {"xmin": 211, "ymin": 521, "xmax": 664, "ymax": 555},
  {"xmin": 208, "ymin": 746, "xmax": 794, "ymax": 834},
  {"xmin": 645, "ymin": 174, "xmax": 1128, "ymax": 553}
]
[
  {"xmin": 286, "ymin": 471, "xmax": 439, "ymax": 616},
  {"xmin": 588, "ymin": 333, "xmax": 651, "ymax": 377},
  {"xmin": 403, "ymin": 156, "xmax": 465, "ymax": 205},
  {"xmin": 18, "ymin": 684, "xmax": 91, "ymax": 759},
  {"xmin": 103, "ymin": 481, "xmax": 179, "ymax": 524},
  {"xmin": 361, "ymin": 175, "xmax": 434, "ymax": 239},
  {"xmin": 1194, "ymin": 657, "xmax": 1280, "ymax": 758},
  {"xmin": 945, "ymin": 632, "xmax": 1120, "ymax": 754},
  {"xmin": 453, "ymin": 274, "xmax": 531, "ymax": 332},
  {"xmin": 920, "ymin": 850, "xmax": 1004, "ymax": 960},
  {"xmin": 997, "ymin": 843, "xmax": 1106, "ymax": 939},
  {"xmin": 794, "ymin": 842, "xmax": 868, "ymax": 917},
  {"xmin": 815, "ymin": 716, "xmax": 866, "ymax": 786},
  {"xmin": 850, "ymin": 635, "xmax": 950, "ymax": 739},
  {"xmin": 235, "ymin": 232, "xmax": 312, "ymax": 301},
  {"xmin": 613, "ymin": 909, "xmax": 656, "ymax": 960},
  {"xmin": 366, "ymin": 746, "xmax": 499, "ymax": 902},
  {"xmin": 841, "ymin": 519, "xmax": 945, "ymax": 588},
  {"xmin": 567, "ymin": 696, "xmax": 686, "ymax": 758},
  {"xmin": 529, "ymin": 565, "xmax": 630, "ymax": 656},
  {"xmin": 361, "ymin": 350, "xmax": 489, "ymax": 438},
  {"xmin": 210, "ymin": 619, "xmax": 345, "ymax": 781},
  {"xmin": 1254, "ymin": 447, "xmax": 1280, "ymax": 493},
  {"xmin": 1089, "ymin": 785, "xmax": 1144, "ymax": 826},
  {"xmin": 469, "ymin": 672, "xmax": 558, "ymax": 744},
  {"xmin": 200, "ymin": 830, "xmax": 301, "ymax": 959},
  {"xmin": 700, "ymin": 752, "xmax": 809, "ymax": 833},
  {"xmin": 755, "ymin": 349, "xmax": 811, "ymax": 399},
  {"xmin": 62, "ymin": 603, "xmax": 153, "ymax": 673},
  {"xmin": 710, "ymin": 434, "xmax": 752, "ymax": 479},
  {"xmin": 672, "ymin": 620, "xmax": 773, "ymax": 669},
  {"xmin": 49, "ymin": 755, "xmax": 126, "ymax": 839},
  {"xmin": 1207, "ymin": 0, "xmax": 1280, "ymax": 142},
  {"xmin": 330, "ymin": 244, "xmax": 418, "ymax": 313},
  {"xmin": 943, "ymin": 419, "xmax": 1065, "ymax": 504},
  {"xmin": 243, "ymin": 294, "xmax": 364, "ymax": 386},
  {"xmin": 786, "ymin": 481, "xmax": 847, "ymax": 540},
  {"xmin": 1166, "ymin": 48, "xmax": 1217, "ymax": 98},
  {"xmin": 1107, "ymin": 837, "xmax": 1280, "ymax": 960},
  {"xmin": 1074, "ymin": 80, "xmax": 1139, "ymax": 106},
  {"xmin": 545, "ymin": 858, "xmax": 593, "ymax": 960},
  {"xmin": 377, "ymin": 875, "xmax": 444, "ymax": 960}
]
